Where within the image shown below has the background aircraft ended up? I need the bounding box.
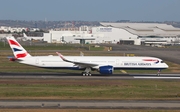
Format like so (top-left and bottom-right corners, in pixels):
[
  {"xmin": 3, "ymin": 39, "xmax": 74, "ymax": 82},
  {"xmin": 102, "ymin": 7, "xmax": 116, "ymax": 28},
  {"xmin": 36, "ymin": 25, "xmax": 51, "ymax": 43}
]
[{"xmin": 22, "ymin": 33, "xmax": 44, "ymax": 41}]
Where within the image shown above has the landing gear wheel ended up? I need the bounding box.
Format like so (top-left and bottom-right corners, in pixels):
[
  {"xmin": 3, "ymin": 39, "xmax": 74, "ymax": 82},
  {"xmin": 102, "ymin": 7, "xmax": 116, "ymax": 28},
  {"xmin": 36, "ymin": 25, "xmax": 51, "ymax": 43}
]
[
  {"xmin": 82, "ymin": 73, "xmax": 86, "ymax": 76},
  {"xmin": 82, "ymin": 72, "xmax": 91, "ymax": 76}
]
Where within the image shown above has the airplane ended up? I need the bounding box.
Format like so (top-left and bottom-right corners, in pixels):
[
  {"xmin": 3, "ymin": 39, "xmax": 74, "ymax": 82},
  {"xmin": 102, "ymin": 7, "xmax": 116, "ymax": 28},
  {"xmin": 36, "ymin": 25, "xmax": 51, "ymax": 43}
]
[
  {"xmin": 6, "ymin": 36, "xmax": 168, "ymax": 76},
  {"xmin": 22, "ymin": 33, "xmax": 44, "ymax": 41}
]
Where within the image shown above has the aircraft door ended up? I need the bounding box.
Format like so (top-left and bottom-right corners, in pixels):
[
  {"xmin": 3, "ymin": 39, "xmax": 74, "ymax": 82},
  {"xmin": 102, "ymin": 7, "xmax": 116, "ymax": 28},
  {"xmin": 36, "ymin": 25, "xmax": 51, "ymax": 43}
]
[
  {"xmin": 36, "ymin": 58, "xmax": 39, "ymax": 64},
  {"xmin": 116, "ymin": 59, "xmax": 119, "ymax": 65}
]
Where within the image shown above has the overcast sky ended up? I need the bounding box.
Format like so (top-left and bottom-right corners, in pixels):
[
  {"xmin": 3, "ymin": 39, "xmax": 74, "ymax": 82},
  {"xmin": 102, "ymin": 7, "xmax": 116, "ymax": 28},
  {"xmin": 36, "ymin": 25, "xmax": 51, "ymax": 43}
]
[{"xmin": 0, "ymin": 0, "xmax": 179, "ymax": 21}]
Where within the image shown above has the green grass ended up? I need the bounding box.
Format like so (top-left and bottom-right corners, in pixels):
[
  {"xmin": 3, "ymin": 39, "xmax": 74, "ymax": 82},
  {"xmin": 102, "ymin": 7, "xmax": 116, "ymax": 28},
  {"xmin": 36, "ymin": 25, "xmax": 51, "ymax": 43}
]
[
  {"xmin": 0, "ymin": 42, "xmax": 105, "ymax": 51},
  {"xmin": 0, "ymin": 79, "xmax": 179, "ymax": 100}
]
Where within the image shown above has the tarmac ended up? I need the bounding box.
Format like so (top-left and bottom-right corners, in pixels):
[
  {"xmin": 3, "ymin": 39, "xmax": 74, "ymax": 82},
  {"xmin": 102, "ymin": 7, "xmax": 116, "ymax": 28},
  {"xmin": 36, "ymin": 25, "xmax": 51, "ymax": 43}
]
[
  {"xmin": 0, "ymin": 72, "xmax": 180, "ymax": 80},
  {"xmin": 0, "ymin": 100, "xmax": 180, "ymax": 109}
]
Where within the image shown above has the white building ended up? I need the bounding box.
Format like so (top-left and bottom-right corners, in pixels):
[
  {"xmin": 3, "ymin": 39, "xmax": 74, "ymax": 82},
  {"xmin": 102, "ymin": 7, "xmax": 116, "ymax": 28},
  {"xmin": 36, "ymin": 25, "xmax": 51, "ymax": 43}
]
[
  {"xmin": 0, "ymin": 26, "xmax": 27, "ymax": 33},
  {"xmin": 43, "ymin": 23, "xmax": 180, "ymax": 45},
  {"xmin": 101, "ymin": 23, "xmax": 180, "ymax": 45},
  {"xmin": 44, "ymin": 26, "xmax": 140, "ymax": 44},
  {"xmin": 91, "ymin": 27, "xmax": 139, "ymax": 44}
]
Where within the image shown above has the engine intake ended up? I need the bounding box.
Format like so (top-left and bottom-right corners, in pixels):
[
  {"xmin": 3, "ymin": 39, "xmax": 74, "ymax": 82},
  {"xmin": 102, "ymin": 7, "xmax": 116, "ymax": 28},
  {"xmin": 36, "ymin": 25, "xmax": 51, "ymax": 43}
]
[{"xmin": 99, "ymin": 65, "xmax": 114, "ymax": 75}]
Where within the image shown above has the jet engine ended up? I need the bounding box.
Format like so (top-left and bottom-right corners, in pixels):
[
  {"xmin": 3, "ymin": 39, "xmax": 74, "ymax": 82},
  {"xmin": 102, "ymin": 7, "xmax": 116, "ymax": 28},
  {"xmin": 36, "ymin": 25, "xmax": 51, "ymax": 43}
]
[{"xmin": 99, "ymin": 65, "xmax": 114, "ymax": 75}]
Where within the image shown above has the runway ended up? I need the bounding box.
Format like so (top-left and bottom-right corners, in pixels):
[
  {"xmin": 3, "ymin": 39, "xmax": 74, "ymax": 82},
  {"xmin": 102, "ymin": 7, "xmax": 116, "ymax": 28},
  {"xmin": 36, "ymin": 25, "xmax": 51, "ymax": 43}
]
[
  {"xmin": 0, "ymin": 100, "xmax": 180, "ymax": 109},
  {"xmin": 0, "ymin": 72, "xmax": 180, "ymax": 79}
]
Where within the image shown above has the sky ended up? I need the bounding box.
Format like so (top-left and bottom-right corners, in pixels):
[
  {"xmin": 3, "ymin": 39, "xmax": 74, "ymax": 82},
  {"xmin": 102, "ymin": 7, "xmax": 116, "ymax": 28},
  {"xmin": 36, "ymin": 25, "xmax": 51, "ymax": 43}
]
[{"xmin": 0, "ymin": 0, "xmax": 179, "ymax": 21}]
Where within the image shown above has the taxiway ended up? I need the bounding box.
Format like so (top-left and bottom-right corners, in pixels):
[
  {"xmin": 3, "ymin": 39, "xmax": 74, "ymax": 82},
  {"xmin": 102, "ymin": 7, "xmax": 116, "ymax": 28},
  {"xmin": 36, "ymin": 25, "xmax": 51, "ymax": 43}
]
[
  {"xmin": 0, "ymin": 72, "xmax": 180, "ymax": 80},
  {"xmin": 0, "ymin": 100, "xmax": 180, "ymax": 109}
]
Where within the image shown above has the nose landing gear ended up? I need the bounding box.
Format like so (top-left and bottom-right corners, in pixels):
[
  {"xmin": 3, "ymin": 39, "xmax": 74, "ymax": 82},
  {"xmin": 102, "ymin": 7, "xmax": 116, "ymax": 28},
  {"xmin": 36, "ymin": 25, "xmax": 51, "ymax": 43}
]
[{"xmin": 157, "ymin": 69, "xmax": 161, "ymax": 76}]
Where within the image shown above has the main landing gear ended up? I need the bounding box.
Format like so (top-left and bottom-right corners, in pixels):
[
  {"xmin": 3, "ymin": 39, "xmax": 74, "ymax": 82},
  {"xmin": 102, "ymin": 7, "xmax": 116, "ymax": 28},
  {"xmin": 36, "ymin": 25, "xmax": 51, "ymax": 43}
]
[
  {"xmin": 157, "ymin": 69, "xmax": 161, "ymax": 76},
  {"xmin": 82, "ymin": 67, "xmax": 92, "ymax": 76},
  {"xmin": 82, "ymin": 72, "xmax": 91, "ymax": 76}
]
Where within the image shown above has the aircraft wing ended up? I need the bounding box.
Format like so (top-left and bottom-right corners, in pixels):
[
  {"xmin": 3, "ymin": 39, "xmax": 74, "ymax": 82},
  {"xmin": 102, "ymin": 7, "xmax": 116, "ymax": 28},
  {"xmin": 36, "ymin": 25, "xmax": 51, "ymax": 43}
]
[{"xmin": 56, "ymin": 52, "xmax": 98, "ymax": 67}]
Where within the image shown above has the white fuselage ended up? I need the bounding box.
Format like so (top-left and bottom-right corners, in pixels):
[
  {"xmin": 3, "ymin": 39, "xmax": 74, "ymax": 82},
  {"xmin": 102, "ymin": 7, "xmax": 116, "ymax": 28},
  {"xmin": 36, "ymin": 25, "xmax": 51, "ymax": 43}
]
[{"xmin": 18, "ymin": 56, "xmax": 168, "ymax": 70}]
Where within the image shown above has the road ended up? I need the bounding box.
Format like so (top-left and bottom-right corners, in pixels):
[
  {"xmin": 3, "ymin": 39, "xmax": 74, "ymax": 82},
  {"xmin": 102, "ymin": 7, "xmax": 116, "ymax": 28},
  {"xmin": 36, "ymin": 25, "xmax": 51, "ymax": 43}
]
[{"xmin": 0, "ymin": 100, "xmax": 180, "ymax": 109}]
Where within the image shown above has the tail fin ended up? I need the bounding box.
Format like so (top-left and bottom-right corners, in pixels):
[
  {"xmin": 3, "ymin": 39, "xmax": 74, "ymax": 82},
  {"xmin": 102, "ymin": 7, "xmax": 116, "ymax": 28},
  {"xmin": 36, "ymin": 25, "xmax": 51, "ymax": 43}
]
[
  {"xmin": 6, "ymin": 36, "xmax": 31, "ymax": 59},
  {"xmin": 23, "ymin": 33, "xmax": 28, "ymax": 37}
]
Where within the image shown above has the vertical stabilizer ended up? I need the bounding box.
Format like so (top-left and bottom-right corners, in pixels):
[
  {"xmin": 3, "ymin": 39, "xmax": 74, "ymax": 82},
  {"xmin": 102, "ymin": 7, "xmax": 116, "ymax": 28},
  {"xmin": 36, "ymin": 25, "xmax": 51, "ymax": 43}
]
[
  {"xmin": 6, "ymin": 36, "xmax": 31, "ymax": 59},
  {"xmin": 23, "ymin": 33, "xmax": 28, "ymax": 37}
]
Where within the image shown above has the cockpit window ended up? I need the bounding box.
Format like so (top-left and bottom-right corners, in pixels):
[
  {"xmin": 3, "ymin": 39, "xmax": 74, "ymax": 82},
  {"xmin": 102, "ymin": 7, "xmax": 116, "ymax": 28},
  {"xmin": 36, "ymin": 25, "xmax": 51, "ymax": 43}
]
[{"xmin": 161, "ymin": 61, "xmax": 164, "ymax": 63}]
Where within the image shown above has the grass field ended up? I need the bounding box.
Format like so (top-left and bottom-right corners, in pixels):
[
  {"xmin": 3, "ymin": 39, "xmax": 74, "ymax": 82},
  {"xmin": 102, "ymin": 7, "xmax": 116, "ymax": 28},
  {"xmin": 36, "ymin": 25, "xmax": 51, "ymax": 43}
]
[
  {"xmin": 0, "ymin": 79, "xmax": 179, "ymax": 100},
  {"xmin": 0, "ymin": 79, "xmax": 180, "ymax": 111},
  {"xmin": 0, "ymin": 79, "xmax": 180, "ymax": 112},
  {"xmin": 0, "ymin": 42, "xmax": 105, "ymax": 51}
]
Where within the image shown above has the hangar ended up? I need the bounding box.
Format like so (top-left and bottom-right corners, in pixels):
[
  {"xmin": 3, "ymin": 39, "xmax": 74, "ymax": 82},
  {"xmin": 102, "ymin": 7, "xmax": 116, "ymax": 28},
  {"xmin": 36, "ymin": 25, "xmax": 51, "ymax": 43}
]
[
  {"xmin": 43, "ymin": 26, "xmax": 139, "ymax": 45},
  {"xmin": 43, "ymin": 23, "xmax": 180, "ymax": 45},
  {"xmin": 101, "ymin": 23, "xmax": 180, "ymax": 45}
]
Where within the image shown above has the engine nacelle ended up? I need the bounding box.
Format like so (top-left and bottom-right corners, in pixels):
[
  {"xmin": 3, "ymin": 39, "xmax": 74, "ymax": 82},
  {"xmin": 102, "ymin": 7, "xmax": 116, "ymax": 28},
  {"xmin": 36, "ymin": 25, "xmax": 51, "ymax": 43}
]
[{"xmin": 99, "ymin": 65, "xmax": 114, "ymax": 75}]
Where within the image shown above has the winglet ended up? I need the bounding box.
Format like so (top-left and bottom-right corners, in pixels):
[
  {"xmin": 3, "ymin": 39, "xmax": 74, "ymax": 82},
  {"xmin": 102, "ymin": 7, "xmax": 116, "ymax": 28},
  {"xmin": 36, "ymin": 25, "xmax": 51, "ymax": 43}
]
[
  {"xmin": 23, "ymin": 33, "xmax": 28, "ymax": 37},
  {"xmin": 56, "ymin": 52, "xmax": 69, "ymax": 62}
]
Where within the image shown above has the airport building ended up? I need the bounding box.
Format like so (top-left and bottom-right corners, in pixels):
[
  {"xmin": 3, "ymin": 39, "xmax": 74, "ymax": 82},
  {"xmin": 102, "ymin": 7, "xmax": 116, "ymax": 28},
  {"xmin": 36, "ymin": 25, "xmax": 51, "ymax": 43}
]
[
  {"xmin": 101, "ymin": 23, "xmax": 180, "ymax": 45},
  {"xmin": 0, "ymin": 34, "xmax": 12, "ymax": 40},
  {"xmin": 0, "ymin": 26, "xmax": 27, "ymax": 33},
  {"xmin": 42, "ymin": 23, "xmax": 180, "ymax": 45}
]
